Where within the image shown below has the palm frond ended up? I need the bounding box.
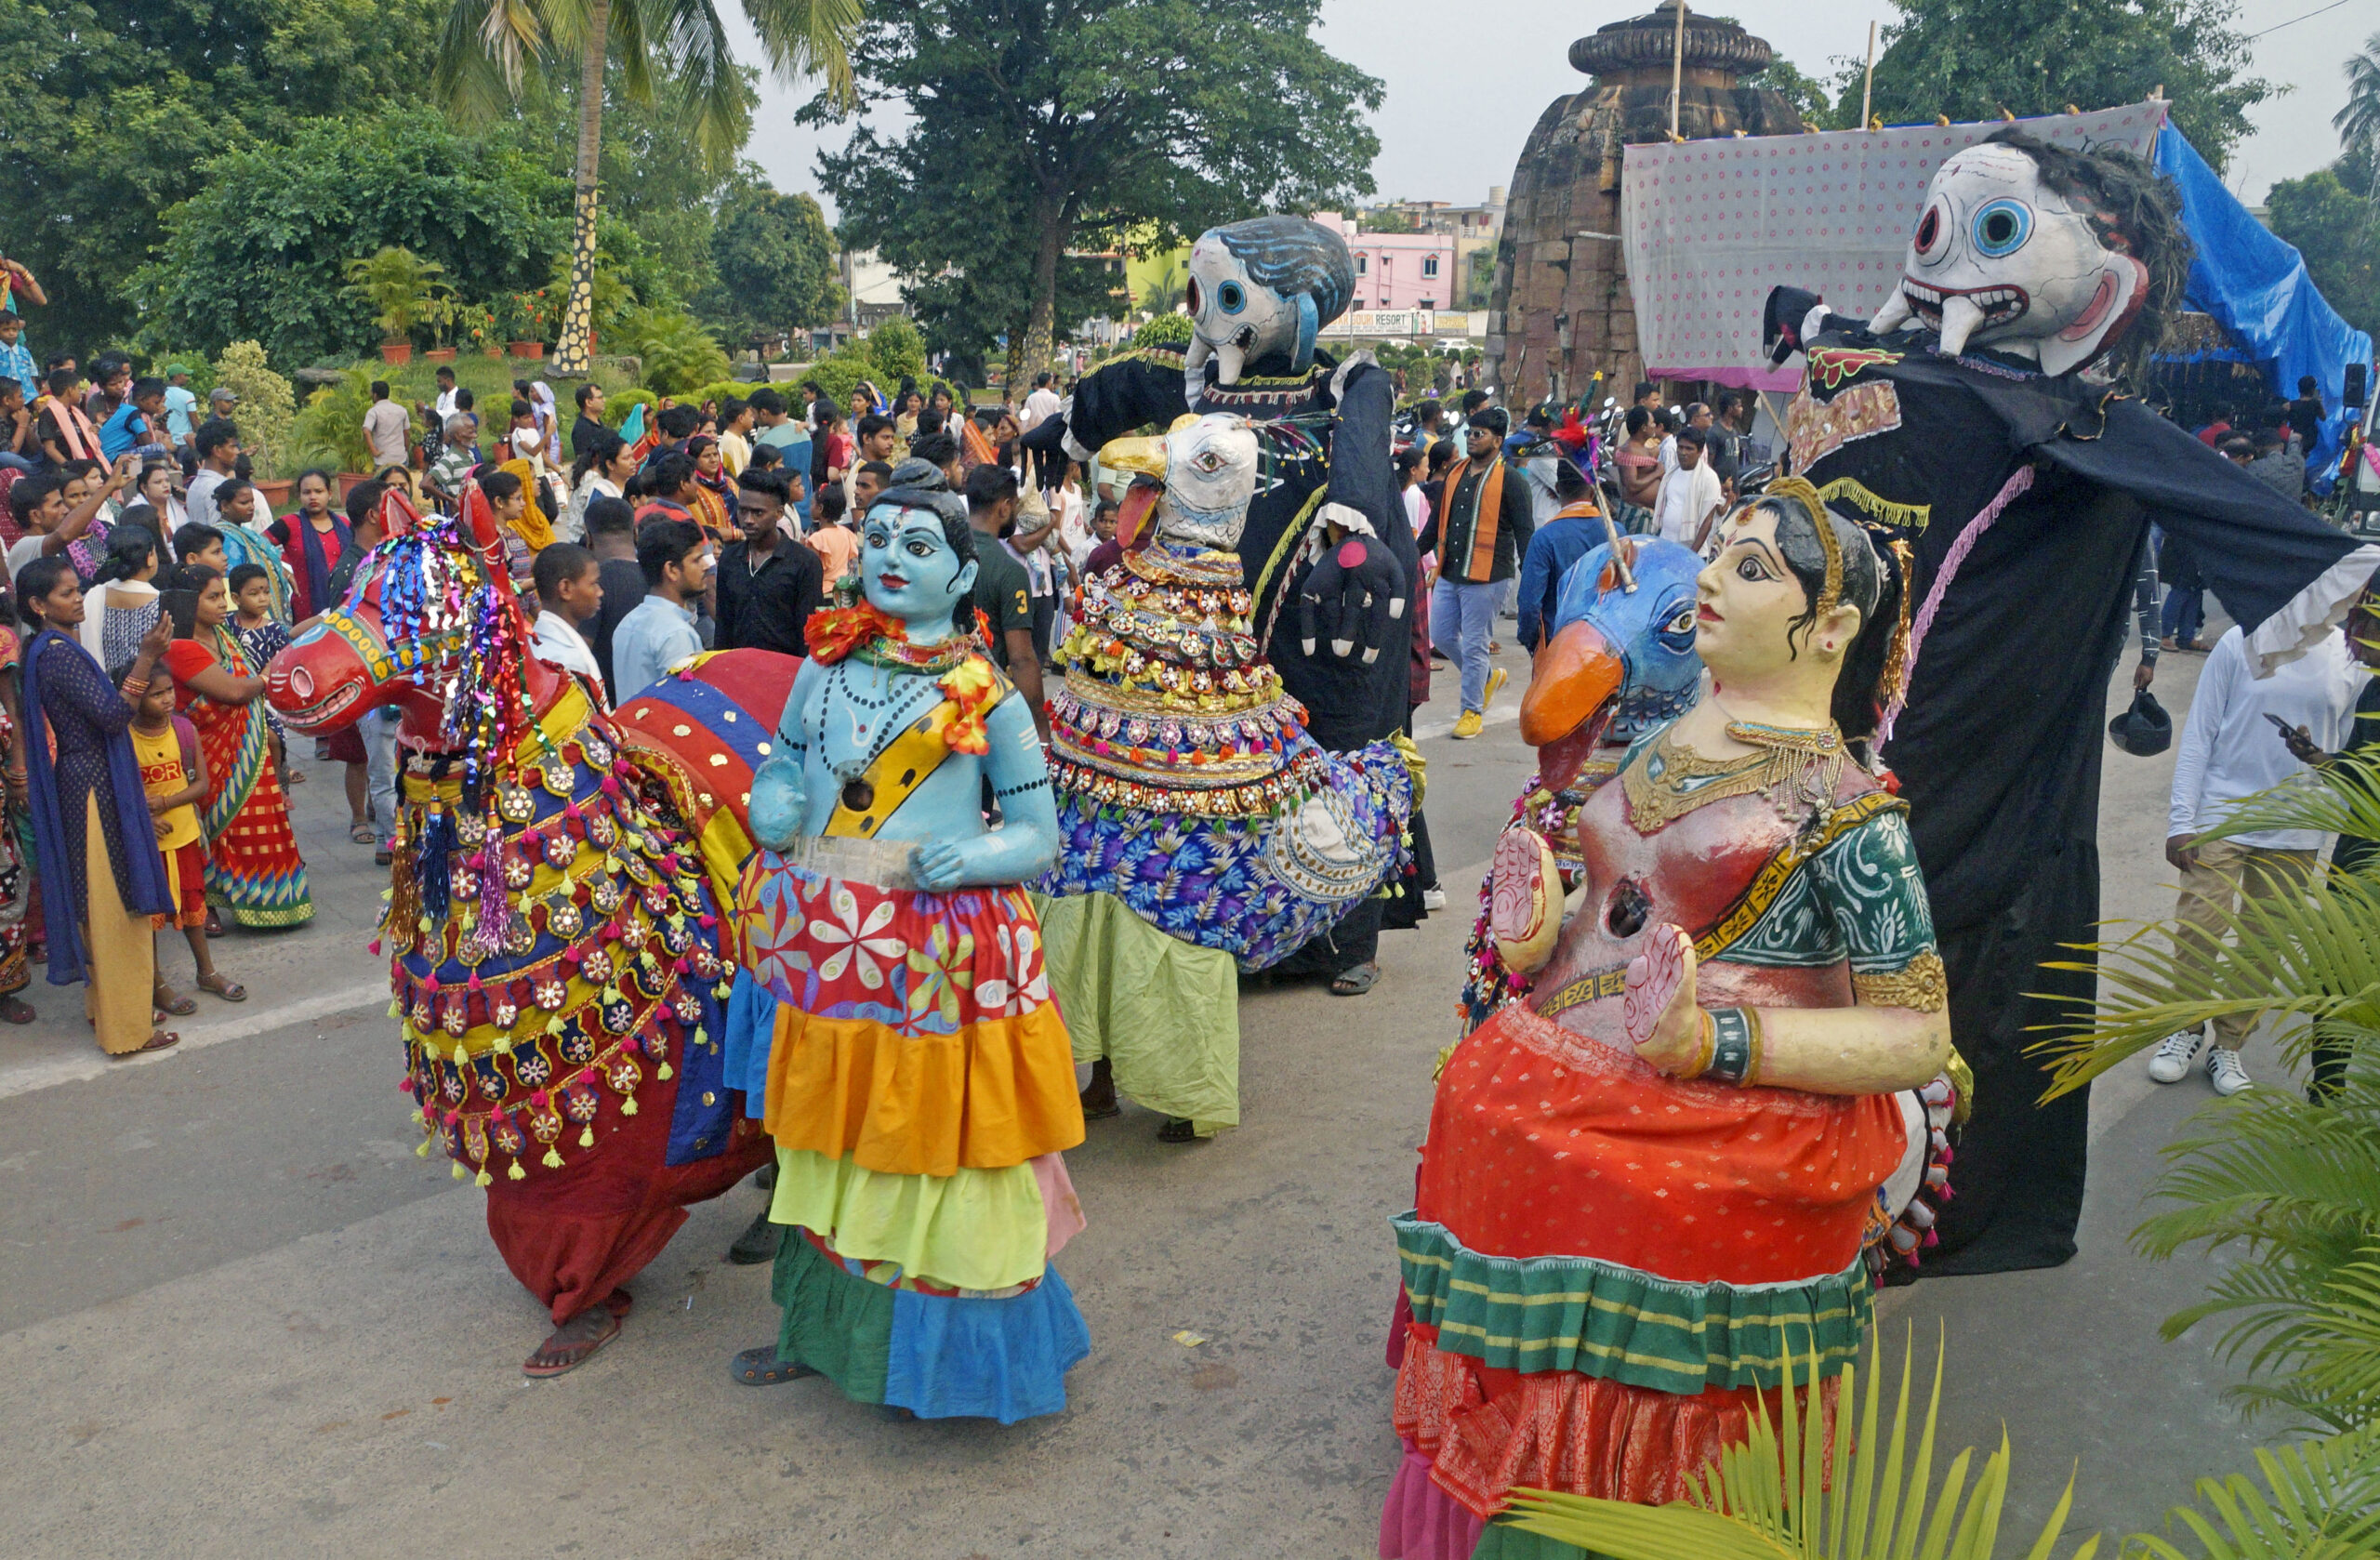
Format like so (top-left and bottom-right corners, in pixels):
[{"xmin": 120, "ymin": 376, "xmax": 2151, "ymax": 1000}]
[
  {"xmin": 1496, "ymin": 1328, "xmax": 2380, "ymax": 1560},
  {"xmin": 2032, "ymin": 867, "xmax": 2380, "ymax": 1100},
  {"xmin": 2188, "ymin": 750, "xmax": 2380, "ymax": 852},
  {"xmin": 434, "ymin": 0, "xmax": 560, "ymax": 117},
  {"xmin": 2121, "ymin": 1424, "xmax": 2380, "ymax": 1558},
  {"xmin": 1499, "ymin": 1325, "xmax": 2099, "ymax": 1560},
  {"xmin": 738, "ymin": 0, "xmax": 861, "ymax": 110},
  {"xmin": 646, "ymin": 0, "xmax": 755, "ymax": 164}
]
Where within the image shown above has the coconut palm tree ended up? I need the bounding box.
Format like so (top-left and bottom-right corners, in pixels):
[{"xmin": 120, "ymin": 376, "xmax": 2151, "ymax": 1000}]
[
  {"xmin": 2334, "ymin": 33, "xmax": 2380, "ymax": 215},
  {"xmin": 434, "ymin": 0, "xmax": 862, "ymax": 375}
]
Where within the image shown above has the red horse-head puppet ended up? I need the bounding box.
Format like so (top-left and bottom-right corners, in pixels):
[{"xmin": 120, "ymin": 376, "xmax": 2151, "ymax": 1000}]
[{"xmin": 265, "ymin": 483, "xmax": 565, "ymax": 757}]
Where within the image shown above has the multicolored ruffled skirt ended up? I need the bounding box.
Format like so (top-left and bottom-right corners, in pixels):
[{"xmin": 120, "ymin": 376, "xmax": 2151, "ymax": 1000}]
[
  {"xmin": 1383, "ymin": 1001, "xmax": 1905, "ymax": 1558},
  {"xmin": 744, "ymin": 841, "xmax": 1091, "ymax": 1422}
]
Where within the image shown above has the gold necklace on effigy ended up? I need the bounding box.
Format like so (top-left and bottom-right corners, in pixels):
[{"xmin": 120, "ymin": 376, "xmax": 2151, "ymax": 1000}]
[{"xmin": 1623, "ymin": 714, "xmax": 1846, "ymax": 833}]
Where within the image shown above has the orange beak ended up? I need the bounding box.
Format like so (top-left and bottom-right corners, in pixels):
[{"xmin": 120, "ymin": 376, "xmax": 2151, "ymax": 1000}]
[{"xmin": 1521, "ymin": 620, "xmax": 1625, "ymax": 793}]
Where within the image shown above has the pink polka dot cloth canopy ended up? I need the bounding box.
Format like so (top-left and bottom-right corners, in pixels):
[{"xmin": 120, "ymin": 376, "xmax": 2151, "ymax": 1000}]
[{"xmin": 1621, "ymin": 101, "xmax": 2168, "ymax": 391}]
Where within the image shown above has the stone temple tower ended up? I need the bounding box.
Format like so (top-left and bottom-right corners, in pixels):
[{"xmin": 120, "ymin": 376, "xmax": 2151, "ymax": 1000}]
[{"xmin": 1487, "ymin": 2, "xmax": 1804, "ymax": 406}]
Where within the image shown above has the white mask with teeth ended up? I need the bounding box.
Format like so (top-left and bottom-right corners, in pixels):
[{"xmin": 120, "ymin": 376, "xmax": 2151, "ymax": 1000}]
[
  {"xmin": 1870, "ymin": 140, "xmax": 2148, "ymax": 377},
  {"xmin": 1184, "ymin": 233, "xmax": 1305, "ymax": 388}
]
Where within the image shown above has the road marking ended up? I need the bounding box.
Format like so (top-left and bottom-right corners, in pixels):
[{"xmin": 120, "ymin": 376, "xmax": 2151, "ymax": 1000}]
[{"xmin": 0, "ymin": 980, "xmax": 390, "ymax": 1102}]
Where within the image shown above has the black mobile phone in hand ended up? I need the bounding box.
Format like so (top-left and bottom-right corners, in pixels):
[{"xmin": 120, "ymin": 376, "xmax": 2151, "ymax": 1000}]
[{"xmin": 2265, "ymin": 712, "xmax": 2298, "ymax": 735}]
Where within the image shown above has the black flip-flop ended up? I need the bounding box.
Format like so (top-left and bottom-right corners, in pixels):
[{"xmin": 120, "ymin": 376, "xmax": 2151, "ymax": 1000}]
[
  {"xmin": 732, "ymin": 1346, "xmax": 819, "ymax": 1386},
  {"xmin": 1157, "ymin": 1117, "xmax": 1204, "ymax": 1144},
  {"xmin": 1329, "ymin": 963, "xmax": 1380, "ymax": 997}
]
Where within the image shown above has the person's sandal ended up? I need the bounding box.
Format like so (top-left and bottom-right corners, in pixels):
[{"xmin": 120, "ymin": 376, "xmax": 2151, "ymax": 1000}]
[
  {"xmin": 350, "ymin": 824, "xmax": 377, "ymax": 845},
  {"xmin": 522, "ymin": 1298, "xmax": 626, "ymax": 1378},
  {"xmin": 196, "ymin": 972, "xmax": 247, "ymax": 1002},
  {"xmin": 153, "ymin": 984, "xmax": 196, "ymax": 1017},
  {"xmin": 1157, "ymin": 1117, "xmax": 1204, "ymax": 1144},
  {"xmin": 111, "ymin": 1029, "xmax": 179, "ymax": 1058},
  {"xmin": 731, "ymin": 1346, "xmax": 820, "ymax": 1386},
  {"xmin": 0, "ymin": 995, "xmax": 33, "ymax": 1024},
  {"xmin": 1329, "ymin": 962, "xmax": 1380, "ymax": 997}
]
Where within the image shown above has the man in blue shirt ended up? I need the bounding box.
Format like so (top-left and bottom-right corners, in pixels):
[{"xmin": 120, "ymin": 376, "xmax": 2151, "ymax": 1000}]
[
  {"xmin": 0, "ymin": 311, "xmax": 33, "ymax": 405},
  {"xmin": 609, "ymin": 517, "xmax": 713, "ymax": 701},
  {"xmin": 1514, "ymin": 457, "xmax": 1611, "ymax": 654}
]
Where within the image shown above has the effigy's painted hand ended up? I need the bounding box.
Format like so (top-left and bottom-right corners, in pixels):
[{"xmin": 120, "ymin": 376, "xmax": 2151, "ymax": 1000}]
[
  {"xmin": 1623, "ymin": 923, "xmax": 1704, "ymax": 1076},
  {"xmin": 747, "ymin": 754, "xmax": 807, "ymax": 851},
  {"xmin": 1296, "ymin": 534, "xmax": 1408, "ymax": 665},
  {"xmin": 910, "ymin": 839, "xmax": 972, "ymax": 892}
]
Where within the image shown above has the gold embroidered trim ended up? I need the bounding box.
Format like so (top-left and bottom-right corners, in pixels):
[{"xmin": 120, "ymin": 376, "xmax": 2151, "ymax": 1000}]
[
  {"xmin": 1621, "ymin": 721, "xmax": 1847, "ymax": 834},
  {"xmin": 1852, "ymin": 952, "xmax": 1948, "ymax": 1012},
  {"xmin": 1815, "ymin": 476, "xmax": 1932, "ymax": 534}
]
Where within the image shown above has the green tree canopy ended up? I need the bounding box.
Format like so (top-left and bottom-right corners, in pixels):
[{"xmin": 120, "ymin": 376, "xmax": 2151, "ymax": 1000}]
[
  {"xmin": 134, "ymin": 114, "xmax": 567, "ymax": 367},
  {"xmin": 1849, "ymin": 0, "xmax": 2271, "ymax": 169},
  {"xmin": 809, "ymin": 0, "xmax": 1382, "ymax": 382},
  {"xmin": 0, "ymin": 0, "xmax": 443, "ymax": 354},
  {"xmin": 705, "ymin": 178, "xmax": 845, "ymax": 347}
]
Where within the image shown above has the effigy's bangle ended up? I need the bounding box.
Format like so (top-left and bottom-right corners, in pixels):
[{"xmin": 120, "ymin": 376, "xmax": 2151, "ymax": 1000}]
[
  {"xmin": 1686, "ymin": 1009, "xmax": 1716, "ymax": 1077},
  {"xmin": 1703, "ymin": 1007, "xmax": 1761, "ymax": 1087}
]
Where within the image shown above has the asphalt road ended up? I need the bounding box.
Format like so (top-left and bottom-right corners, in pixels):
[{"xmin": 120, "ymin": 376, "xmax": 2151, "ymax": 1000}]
[{"xmin": 0, "ymin": 635, "xmax": 2295, "ymax": 1558}]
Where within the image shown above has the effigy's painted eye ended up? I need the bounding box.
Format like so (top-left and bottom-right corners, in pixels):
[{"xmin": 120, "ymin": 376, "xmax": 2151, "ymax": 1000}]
[
  {"xmin": 1218, "ymin": 282, "xmax": 1247, "ymax": 315},
  {"xmin": 1971, "ymin": 199, "xmax": 2031, "ymax": 258},
  {"xmin": 1913, "ymin": 200, "xmax": 1947, "ymax": 258}
]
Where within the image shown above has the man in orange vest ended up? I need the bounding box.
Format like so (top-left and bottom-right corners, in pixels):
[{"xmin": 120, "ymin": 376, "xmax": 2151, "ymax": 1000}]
[{"xmin": 1415, "ymin": 406, "xmax": 1534, "ymax": 738}]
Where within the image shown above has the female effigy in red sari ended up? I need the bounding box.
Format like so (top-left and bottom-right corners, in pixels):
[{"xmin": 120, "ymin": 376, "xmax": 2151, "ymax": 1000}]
[{"xmin": 1383, "ymin": 480, "xmax": 1960, "ymax": 1560}]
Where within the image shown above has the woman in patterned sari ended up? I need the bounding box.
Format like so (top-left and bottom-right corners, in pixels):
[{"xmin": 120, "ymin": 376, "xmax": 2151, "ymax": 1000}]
[
  {"xmin": 161, "ymin": 567, "xmax": 313, "ymax": 929},
  {"xmin": 0, "ymin": 617, "xmax": 37, "ymax": 1019}
]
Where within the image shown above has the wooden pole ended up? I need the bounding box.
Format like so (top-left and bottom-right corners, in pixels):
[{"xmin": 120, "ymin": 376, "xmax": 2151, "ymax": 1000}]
[
  {"xmin": 1861, "ymin": 20, "xmax": 1877, "ymax": 130},
  {"xmin": 1669, "ymin": 0, "xmax": 1687, "ymax": 139}
]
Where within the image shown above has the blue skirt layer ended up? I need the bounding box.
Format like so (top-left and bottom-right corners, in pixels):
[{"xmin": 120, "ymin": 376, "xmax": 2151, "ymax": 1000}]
[
  {"xmin": 886, "ymin": 1264, "xmax": 1091, "ymax": 1424},
  {"xmin": 721, "ymin": 968, "xmax": 778, "ymax": 1115}
]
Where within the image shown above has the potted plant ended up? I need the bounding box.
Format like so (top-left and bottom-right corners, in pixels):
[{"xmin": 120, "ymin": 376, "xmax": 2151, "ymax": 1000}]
[
  {"xmin": 506, "ymin": 289, "xmax": 553, "ymax": 359},
  {"xmin": 456, "ymin": 302, "xmax": 500, "ymax": 358},
  {"xmin": 344, "ymin": 246, "xmax": 450, "ymax": 366}
]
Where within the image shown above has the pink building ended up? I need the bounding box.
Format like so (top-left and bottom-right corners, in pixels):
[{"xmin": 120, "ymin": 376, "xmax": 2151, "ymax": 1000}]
[{"xmin": 1313, "ymin": 212, "xmax": 1459, "ymax": 312}]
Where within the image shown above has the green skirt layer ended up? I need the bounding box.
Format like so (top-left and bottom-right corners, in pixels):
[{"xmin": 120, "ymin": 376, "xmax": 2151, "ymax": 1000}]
[
  {"xmin": 1395, "ymin": 1212, "xmax": 1872, "ymax": 1395},
  {"xmin": 773, "ymin": 1230, "xmax": 894, "ymax": 1406},
  {"xmin": 1472, "ymin": 1520, "xmax": 1597, "ymax": 1559},
  {"xmin": 769, "ymin": 1145, "xmax": 1050, "ymax": 1293},
  {"xmin": 1034, "ymin": 890, "xmax": 1240, "ymax": 1133}
]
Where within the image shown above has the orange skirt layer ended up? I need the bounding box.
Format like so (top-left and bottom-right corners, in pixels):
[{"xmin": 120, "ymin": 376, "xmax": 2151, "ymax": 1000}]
[
  {"xmin": 761, "ymin": 1002, "xmax": 1085, "ymax": 1178},
  {"xmin": 1421, "ymin": 1000, "xmax": 1907, "ymax": 1286},
  {"xmin": 1393, "ymin": 1326, "xmax": 1839, "ymax": 1517}
]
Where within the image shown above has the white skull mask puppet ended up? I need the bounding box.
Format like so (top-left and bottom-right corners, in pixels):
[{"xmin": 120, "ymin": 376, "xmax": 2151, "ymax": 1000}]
[
  {"xmin": 1871, "ymin": 131, "xmax": 2154, "ymax": 377},
  {"xmin": 1183, "ymin": 217, "xmax": 1357, "ymax": 388}
]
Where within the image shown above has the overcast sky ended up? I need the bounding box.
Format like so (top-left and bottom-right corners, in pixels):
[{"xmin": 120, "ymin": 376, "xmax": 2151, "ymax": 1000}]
[{"xmin": 729, "ymin": 0, "xmax": 2373, "ymax": 223}]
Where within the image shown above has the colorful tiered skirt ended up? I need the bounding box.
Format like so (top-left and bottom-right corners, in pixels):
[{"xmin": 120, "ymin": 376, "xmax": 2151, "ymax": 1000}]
[
  {"xmin": 1383, "ymin": 1000, "xmax": 1906, "ymax": 1559},
  {"xmin": 747, "ymin": 843, "xmax": 1091, "ymax": 1422}
]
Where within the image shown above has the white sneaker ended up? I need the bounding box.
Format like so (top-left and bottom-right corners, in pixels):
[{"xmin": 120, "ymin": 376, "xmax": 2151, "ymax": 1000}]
[
  {"xmin": 1421, "ymin": 888, "xmax": 1448, "ymax": 912},
  {"xmin": 2207, "ymin": 1048, "xmax": 2253, "ymax": 1096},
  {"xmin": 2147, "ymin": 1030, "xmax": 2201, "ymax": 1083}
]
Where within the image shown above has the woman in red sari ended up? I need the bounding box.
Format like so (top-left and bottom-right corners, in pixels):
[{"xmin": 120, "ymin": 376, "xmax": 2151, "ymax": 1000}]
[{"xmin": 162, "ymin": 567, "xmax": 314, "ymax": 929}]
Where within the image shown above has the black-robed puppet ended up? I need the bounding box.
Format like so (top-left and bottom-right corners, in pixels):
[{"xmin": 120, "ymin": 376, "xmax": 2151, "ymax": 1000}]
[
  {"xmin": 1764, "ymin": 128, "xmax": 2380, "ymax": 1275},
  {"xmin": 1022, "ymin": 218, "xmax": 1411, "ymax": 755}
]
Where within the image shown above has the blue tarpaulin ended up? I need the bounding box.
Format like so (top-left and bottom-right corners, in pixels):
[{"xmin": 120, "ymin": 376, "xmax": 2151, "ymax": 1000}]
[{"xmin": 2154, "ymin": 124, "xmax": 2372, "ymax": 494}]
